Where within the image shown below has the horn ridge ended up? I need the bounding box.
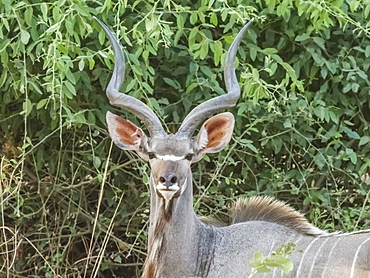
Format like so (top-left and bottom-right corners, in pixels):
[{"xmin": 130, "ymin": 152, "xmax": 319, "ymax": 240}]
[{"xmin": 94, "ymin": 17, "xmax": 166, "ymax": 137}]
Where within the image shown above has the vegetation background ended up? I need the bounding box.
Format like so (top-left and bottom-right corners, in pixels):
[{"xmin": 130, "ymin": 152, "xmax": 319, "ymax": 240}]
[{"xmin": 1, "ymin": 0, "xmax": 370, "ymax": 277}]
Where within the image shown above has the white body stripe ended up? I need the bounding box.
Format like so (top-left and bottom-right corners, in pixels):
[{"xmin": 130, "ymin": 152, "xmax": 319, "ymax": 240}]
[
  {"xmin": 321, "ymin": 235, "xmax": 342, "ymax": 277},
  {"xmin": 350, "ymin": 236, "xmax": 370, "ymax": 278},
  {"xmin": 307, "ymin": 237, "xmax": 330, "ymax": 278},
  {"xmin": 296, "ymin": 237, "xmax": 319, "ymax": 277}
]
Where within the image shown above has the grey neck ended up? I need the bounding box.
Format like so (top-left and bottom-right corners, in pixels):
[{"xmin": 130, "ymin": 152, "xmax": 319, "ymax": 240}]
[{"xmin": 144, "ymin": 169, "xmax": 213, "ymax": 278}]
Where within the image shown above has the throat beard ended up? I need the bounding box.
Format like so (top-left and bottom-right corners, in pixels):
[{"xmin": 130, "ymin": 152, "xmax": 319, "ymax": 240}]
[{"xmin": 143, "ymin": 198, "xmax": 174, "ymax": 278}]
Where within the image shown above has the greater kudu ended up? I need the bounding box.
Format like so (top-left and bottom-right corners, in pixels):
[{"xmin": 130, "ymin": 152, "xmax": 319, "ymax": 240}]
[{"xmin": 95, "ymin": 18, "xmax": 370, "ymax": 278}]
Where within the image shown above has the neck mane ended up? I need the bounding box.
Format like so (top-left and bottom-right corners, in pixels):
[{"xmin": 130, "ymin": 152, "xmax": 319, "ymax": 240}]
[{"xmin": 142, "ymin": 198, "xmax": 173, "ymax": 278}]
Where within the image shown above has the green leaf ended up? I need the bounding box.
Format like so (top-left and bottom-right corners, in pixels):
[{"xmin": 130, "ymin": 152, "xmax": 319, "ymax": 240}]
[
  {"xmin": 20, "ymin": 29, "xmax": 30, "ymax": 44},
  {"xmin": 52, "ymin": 6, "xmax": 61, "ymax": 21},
  {"xmin": 174, "ymin": 30, "xmax": 182, "ymax": 46},
  {"xmin": 78, "ymin": 59, "xmax": 85, "ymax": 71},
  {"xmin": 190, "ymin": 12, "xmax": 197, "ymax": 24},
  {"xmin": 312, "ymin": 37, "xmax": 326, "ymax": 49},
  {"xmin": 0, "ymin": 70, "xmax": 7, "ymax": 87},
  {"xmin": 145, "ymin": 14, "xmax": 157, "ymax": 32},
  {"xmin": 40, "ymin": 3, "xmax": 48, "ymax": 21},
  {"xmin": 352, "ymin": 83, "xmax": 359, "ymax": 93},
  {"xmin": 343, "ymin": 82, "xmax": 352, "ymax": 93},
  {"xmin": 280, "ymin": 62, "xmax": 297, "ymax": 80},
  {"xmin": 359, "ymin": 136, "xmax": 370, "ymax": 146},
  {"xmin": 132, "ymin": 65, "xmax": 143, "ymax": 76},
  {"xmin": 262, "ymin": 48, "xmax": 278, "ymax": 55},
  {"xmin": 346, "ymin": 148, "xmax": 357, "ymax": 165},
  {"xmin": 365, "ymin": 3, "xmax": 370, "ymax": 18},
  {"xmin": 22, "ymin": 99, "xmax": 33, "ymax": 116},
  {"xmin": 142, "ymin": 82, "xmax": 153, "ymax": 94},
  {"xmin": 37, "ymin": 99, "xmax": 48, "ymax": 110},
  {"xmin": 211, "ymin": 40, "xmax": 222, "ymax": 66},
  {"xmin": 73, "ymin": 3, "xmax": 90, "ymax": 16},
  {"xmin": 46, "ymin": 22, "xmax": 61, "ymax": 34},
  {"xmin": 87, "ymin": 111, "xmax": 96, "ymax": 124},
  {"xmin": 246, "ymin": 143, "xmax": 258, "ymax": 153},
  {"xmin": 125, "ymin": 78, "xmax": 137, "ymax": 92},
  {"xmin": 199, "ymin": 40, "xmax": 209, "ymax": 60},
  {"xmin": 64, "ymin": 80, "xmax": 76, "ymax": 97},
  {"xmin": 365, "ymin": 45, "xmax": 370, "ymax": 58},
  {"xmin": 176, "ymin": 13, "xmax": 185, "ymax": 30},
  {"xmin": 93, "ymin": 156, "xmax": 101, "ymax": 168},
  {"xmin": 163, "ymin": 78, "xmax": 179, "ymax": 89},
  {"xmin": 238, "ymin": 139, "xmax": 258, "ymax": 153},
  {"xmin": 186, "ymin": 83, "xmax": 198, "ymax": 93},
  {"xmin": 128, "ymin": 53, "xmax": 140, "ymax": 65},
  {"xmin": 250, "ymin": 252, "xmax": 265, "ymax": 268},
  {"xmin": 25, "ymin": 7, "xmax": 33, "ymax": 26},
  {"xmin": 255, "ymin": 265, "xmax": 271, "ymax": 273},
  {"xmin": 295, "ymin": 33, "xmax": 310, "ymax": 41},
  {"xmin": 113, "ymin": 255, "xmax": 122, "ymax": 263},
  {"xmin": 189, "ymin": 26, "xmax": 198, "ymax": 41},
  {"xmin": 210, "ymin": 12, "xmax": 218, "ymax": 26},
  {"xmin": 280, "ymin": 259, "xmax": 294, "ymax": 274},
  {"xmin": 343, "ymin": 127, "xmax": 361, "ymax": 140},
  {"xmin": 200, "ymin": 65, "xmax": 213, "ymax": 78},
  {"xmin": 314, "ymin": 153, "xmax": 326, "ymax": 170}
]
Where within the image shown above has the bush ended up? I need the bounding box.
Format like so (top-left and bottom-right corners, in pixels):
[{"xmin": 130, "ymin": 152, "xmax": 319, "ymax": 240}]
[{"xmin": 1, "ymin": 0, "xmax": 369, "ymax": 277}]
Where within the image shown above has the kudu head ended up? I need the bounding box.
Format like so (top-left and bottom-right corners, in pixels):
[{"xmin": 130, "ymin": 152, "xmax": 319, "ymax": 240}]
[{"xmin": 95, "ymin": 17, "xmax": 253, "ymax": 204}]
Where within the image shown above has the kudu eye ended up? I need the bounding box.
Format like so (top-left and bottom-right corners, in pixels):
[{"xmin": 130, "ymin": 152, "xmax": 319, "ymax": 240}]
[
  {"xmin": 185, "ymin": 153, "xmax": 194, "ymax": 161},
  {"xmin": 148, "ymin": 152, "xmax": 156, "ymax": 159}
]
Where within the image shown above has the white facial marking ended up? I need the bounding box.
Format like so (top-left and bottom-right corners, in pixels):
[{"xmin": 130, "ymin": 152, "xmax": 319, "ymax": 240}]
[
  {"xmin": 156, "ymin": 183, "xmax": 180, "ymax": 191},
  {"xmin": 159, "ymin": 190, "xmax": 177, "ymax": 202},
  {"xmin": 181, "ymin": 176, "xmax": 188, "ymax": 194},
  {"xmin": 156, "ymin": 183, "xmax": 180, "ymax": 201},
  {"xmin": 156, "ymin": 154, "xmax": 184, "ymax": 161}
]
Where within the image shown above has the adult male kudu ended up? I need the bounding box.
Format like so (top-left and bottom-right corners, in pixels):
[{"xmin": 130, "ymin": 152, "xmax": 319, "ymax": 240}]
[{"xmin": 94, "ymin": 18, "xmax": 370, "ymax": 278}]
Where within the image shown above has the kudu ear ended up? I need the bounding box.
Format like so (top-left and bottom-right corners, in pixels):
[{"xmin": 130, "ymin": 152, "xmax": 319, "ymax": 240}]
[
  {"xmin": 106, "ymin": 111, "xmax": 148, "ymax": 152},
  {"xmin": 193, "ymin": 112, "xmax": 235, "ymax": 162}
]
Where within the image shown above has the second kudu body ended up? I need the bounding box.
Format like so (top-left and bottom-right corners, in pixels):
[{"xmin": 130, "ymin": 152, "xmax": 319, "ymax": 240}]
[{"xmin": 95, "ymin": 18, "xmax": 370, "ymax": 277}]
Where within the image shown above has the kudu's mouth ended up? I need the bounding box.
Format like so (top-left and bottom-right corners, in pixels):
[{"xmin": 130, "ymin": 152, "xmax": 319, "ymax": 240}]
[
  {"xmin": 155, "ymin": 175, "xmax": 189, "ymax": 201},
  {"xmin": 156, "ymin": 183, "xmax": 181, "ymax": 201}
]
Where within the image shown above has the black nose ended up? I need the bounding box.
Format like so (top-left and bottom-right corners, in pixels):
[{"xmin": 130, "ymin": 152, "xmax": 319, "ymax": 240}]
[{"xmin": 159, "ymin": 174, "xmax": 178, "ymax": 188}]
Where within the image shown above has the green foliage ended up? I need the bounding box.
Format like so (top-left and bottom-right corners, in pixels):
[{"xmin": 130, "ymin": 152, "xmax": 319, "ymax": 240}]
[
  {"xmin": 249, "ymin": 243, "xmax": 296, "ymax": 276},
  {"xmin": 1, "ymin": 0, "xmax": 370, "ymax": 277}
]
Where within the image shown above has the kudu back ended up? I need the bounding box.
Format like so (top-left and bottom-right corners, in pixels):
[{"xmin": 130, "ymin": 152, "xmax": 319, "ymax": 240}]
[{"xmin": 94, "ymin": 18, "xmax": 370, "ymax": 278}]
